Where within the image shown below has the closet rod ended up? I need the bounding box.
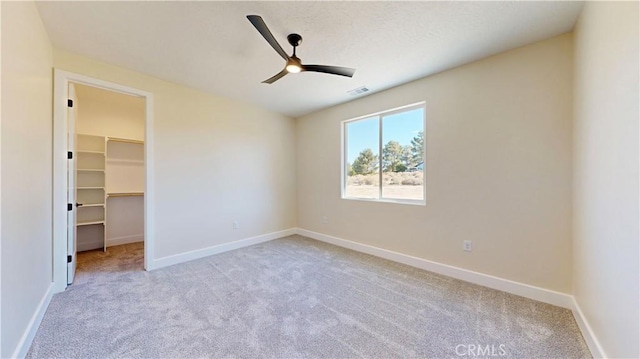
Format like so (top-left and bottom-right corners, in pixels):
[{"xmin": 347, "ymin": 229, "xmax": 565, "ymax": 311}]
[
  {"xmin": 108, "ymin": 192, "xmax": 144, "ymax": 197},
  {"xmin": 108, "ymin": 137, "xmax": 144, "ymax": 144}
]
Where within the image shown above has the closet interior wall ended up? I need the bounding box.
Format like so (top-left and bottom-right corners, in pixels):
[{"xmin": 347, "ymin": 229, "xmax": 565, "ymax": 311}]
[{"xmin": 75, "ymin": 83, "xmax": 145, "ymax": 251}]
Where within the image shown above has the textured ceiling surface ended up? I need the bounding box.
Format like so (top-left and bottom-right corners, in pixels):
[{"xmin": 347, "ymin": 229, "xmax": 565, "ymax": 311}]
[{"xmin": 36, "ymin": 1, "xmax": 583, "ymax": 117}]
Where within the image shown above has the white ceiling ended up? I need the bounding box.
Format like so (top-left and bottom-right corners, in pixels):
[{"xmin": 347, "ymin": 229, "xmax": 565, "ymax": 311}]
[{"xmin": 36, "ymin": 1, "xmax": 583, "ymax": 118}]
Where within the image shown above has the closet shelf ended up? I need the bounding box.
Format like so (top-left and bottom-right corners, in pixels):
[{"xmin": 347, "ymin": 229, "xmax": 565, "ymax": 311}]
[
  {"xmin": 108, "ymin": 137, "xmax": 144, "ymax": 145},
  {"xmin": 77, "ymin": 203, "xmax": 104, "ymax": 208},
  {"xmin": 77, "ymin": 220, "xmax": 105, "ymax": 226},
  {"xmin": 108, "ymin": 192, "xmax": 144, "ymax": 197},
  {"xmin": 106, "ymin": 159, "xmax": 144, "ymax": 164},
  {"xmin": 75, "ymin": 134, "xmax": 144, "ymax": 253},
  {"xmin": 79, "ymin": 203, "xmax": 104, "ymax": 208},
  {"xmin": 77, "ymin": 169, "xmax": 105, "ymax": 173},
  {"xmin": 77, "ymin": 150, "xmax": 105, "ymax": 155}
]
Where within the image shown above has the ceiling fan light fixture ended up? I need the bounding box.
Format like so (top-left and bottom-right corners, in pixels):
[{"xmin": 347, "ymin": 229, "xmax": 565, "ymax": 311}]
[
  {"xmin": 286, "ymin": 57, "xmax": 302, "ymax": 73},
  {"xmin": 247, "ymin": 15, "xmax": 355, "ymax": 84},
  {"xmin": 286, "ymin": 64, "xmax": 301, "ymax": 73}
]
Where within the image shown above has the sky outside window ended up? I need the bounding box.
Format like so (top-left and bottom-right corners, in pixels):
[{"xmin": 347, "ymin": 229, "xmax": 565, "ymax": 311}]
[{"xmin": 346, "ymin": 108, "xmax": 423, "ymax": 163}]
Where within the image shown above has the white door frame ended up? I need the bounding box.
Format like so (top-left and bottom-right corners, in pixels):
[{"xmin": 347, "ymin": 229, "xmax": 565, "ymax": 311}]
[
  {"xmin": 52, "ymin": 69, "xmax": 155, "ymax": 293},
  {"xmin": 66, "ymin": 83, "xmax": 78, "ymax": 284}
]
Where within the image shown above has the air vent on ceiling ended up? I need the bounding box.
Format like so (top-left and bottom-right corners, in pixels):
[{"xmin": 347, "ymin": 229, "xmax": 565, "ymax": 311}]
[{"xmin": 347, "ymin": 86, "xmax": 369, "ymax": 96}]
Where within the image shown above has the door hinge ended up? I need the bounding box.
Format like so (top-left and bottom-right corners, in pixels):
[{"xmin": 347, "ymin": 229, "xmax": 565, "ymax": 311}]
[
  {"xmin": 67, "ymin": 99, "xmax": 73, "ymax": 108},
  {"xmin": 67, "ymin": 151, "xmax": 73, "ymax": 159},
  {"xmin": 67, "ymin": 203, "xmax": 73, "ymax": 211},
  {"xmin": 67, "ymin": 255, "xmax": 72, "ymax": 263}
]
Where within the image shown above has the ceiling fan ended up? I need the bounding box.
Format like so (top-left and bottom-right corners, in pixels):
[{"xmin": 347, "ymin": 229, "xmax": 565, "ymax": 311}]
[{"xmin": 246, "ymin": 15, "xmax": 356, "ymax": 84}]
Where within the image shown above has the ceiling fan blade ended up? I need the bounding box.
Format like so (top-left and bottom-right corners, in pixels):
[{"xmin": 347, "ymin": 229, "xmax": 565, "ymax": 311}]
[
  {"xmin": 246, "ymin": 15, "xmax": 288, "ymax": 61},
  {"xmin": 301, "ymin": 65, "xmax": 355, "ymax": 78},
  {"xmin": 262, "ymin": 69, "xmax": 288, "ymax": 84}
]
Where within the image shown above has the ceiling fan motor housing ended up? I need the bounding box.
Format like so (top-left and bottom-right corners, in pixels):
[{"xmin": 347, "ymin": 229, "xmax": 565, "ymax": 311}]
[{"xmin": 287, "ymin": 33, "xmax": 302, "ymax": 47}]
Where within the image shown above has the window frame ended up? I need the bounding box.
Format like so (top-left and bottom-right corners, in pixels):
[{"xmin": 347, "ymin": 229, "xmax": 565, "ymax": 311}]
[{"xmin": 341, "ymin": 101, "xmax": 426, "ymax": 205}]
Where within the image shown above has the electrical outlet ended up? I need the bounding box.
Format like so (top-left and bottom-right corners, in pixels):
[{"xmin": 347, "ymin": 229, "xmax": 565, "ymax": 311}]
[
  {"xmin": 463, "ymin": 240, "xmax": 472, "ymax": 252},
  {"xmin": 322, "ymin": 216, "xmax": 328, "ymax": 224},
  {"xmin": 233, "ymin": 220, "xmax": 239, "ymax": 230}
]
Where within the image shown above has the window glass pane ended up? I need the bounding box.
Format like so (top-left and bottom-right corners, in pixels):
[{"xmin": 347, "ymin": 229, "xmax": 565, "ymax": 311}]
[
  {"xmin": 345, "ymin": 116, "xmax": 380, "ymax": 199},
  {"xmin": 381, "ymin": 107, "xmax": 424, "ymax": 201}
]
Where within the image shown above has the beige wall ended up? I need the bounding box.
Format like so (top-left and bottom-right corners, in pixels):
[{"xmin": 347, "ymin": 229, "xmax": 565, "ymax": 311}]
[
  {"xmin": 296, "ymin": 34, "xmax": 573, "ymax": 293},
  {"xmin": 54, "ymin": 49, "xmax": 297, "ymax": 260},
  {"xmin": 0, "ymin": 2, "xmax": 54, "ymax": 357},
  {"xmin": 76, "ymin": 84, "xmax": 145, "ymax": 141},
  {"xmin": 573, "ymin": 2, "xmax": 639, "ymax": 358}
]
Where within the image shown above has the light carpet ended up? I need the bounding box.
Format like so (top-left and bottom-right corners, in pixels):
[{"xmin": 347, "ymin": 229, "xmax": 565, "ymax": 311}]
[{"xmin": 27, "ymin": 235, "xmax": 591, "ymax": 358}]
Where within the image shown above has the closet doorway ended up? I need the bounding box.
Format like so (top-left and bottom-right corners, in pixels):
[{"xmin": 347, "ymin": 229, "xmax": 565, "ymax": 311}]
[
  {"xmin": 71, "ymin": 84, "xmax": 145, "ymax": 283},
  {"xmin": 53, "ymin": 70, "xmax": 155, "ymax": 292}
]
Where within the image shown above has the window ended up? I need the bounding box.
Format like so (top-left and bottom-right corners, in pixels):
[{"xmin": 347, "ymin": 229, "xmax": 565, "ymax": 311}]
[{"xmin": 342, "ymin": 102, "xmax": 425, "ymax": 204}]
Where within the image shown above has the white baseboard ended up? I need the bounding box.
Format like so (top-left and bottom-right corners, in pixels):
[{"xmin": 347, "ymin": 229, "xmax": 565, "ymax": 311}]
[
  {"xmin": 295, "ymin": 228, "xmax": 574, "ymax": 309},
  {"xmin": 107, "ymin": 234, "xmax": 144, "ymax": 247},
  {"xmin": 12, "ymin": 283, "xmax": 54, "ymax": 359},
  {"xmin": 151, "ymin": 228, "xmax": 297, "ymax": 270},
  {"xmin": 76, "ymin": 238, "xmax": 103, "ymax": 252},
  {"xmin": 77, "ymin": 234, "xmax": 144, "ymax": 252},
  {"xmin": 571, "ymin": 298, "xmax": 606, "ymax": 358}
]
